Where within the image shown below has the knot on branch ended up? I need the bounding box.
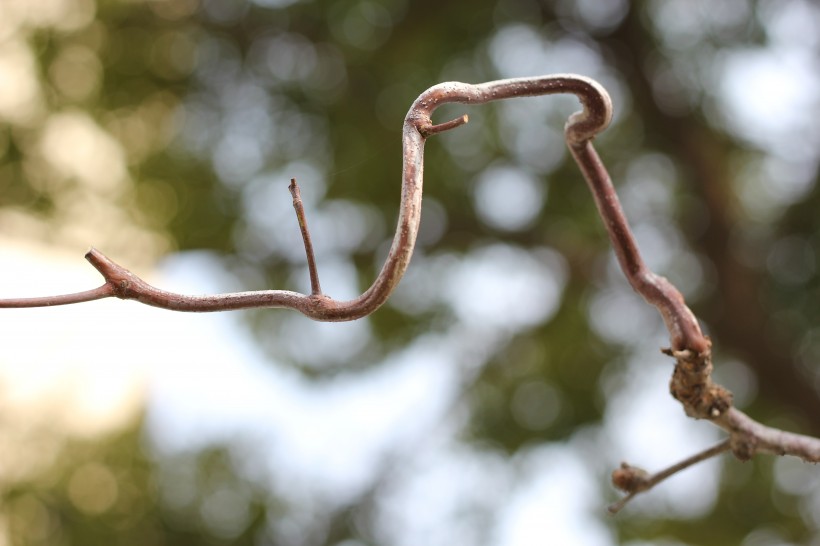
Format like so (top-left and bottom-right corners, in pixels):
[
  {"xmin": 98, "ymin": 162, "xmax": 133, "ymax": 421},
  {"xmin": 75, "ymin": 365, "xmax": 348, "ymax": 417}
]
[
  {"xmin": 85, "ymin": 248, "xmax": 140, "ymax": 299},
  {"xmin": 729, "ymin": 434, "xmax": 758, "ymax": 462},
  {"xmin": 664, "ymin": 345, "xmax": 734, "ymax": 420}
]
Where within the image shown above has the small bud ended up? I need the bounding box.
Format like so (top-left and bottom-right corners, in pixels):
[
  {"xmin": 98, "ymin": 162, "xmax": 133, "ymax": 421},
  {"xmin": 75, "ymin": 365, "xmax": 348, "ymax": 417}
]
[{"xmin": 612, "ymin": 463, "xmax": 650, "ymax": 493}]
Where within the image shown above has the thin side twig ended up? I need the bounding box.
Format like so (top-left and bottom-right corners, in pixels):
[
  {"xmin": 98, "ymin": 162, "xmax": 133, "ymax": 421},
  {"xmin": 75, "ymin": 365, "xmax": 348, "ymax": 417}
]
[
  {"xmin": 289, "ymin": 178, "xmax": 322, "ymax": 296},
  {"xmin": 608, "ymin": 439, "xmax": 732, "ymax": 514}
]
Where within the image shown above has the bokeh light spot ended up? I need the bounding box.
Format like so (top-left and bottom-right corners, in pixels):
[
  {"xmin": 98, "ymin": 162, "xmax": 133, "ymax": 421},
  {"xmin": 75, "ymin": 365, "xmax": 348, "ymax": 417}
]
[
  {"xmin": 472, "ymin": 164, "xmax": 546, "ymax": 232},
  {"xmin": 68, "ymin": 462, "xmax": 119, "ymax": 515}
]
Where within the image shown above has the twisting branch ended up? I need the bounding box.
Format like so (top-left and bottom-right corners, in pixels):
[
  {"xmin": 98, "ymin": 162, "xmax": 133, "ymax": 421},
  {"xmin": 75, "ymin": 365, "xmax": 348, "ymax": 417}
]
[
  {"xmin": 3, "ymin": 74, "xmax": 820, "ymax": 510},
  {"xmin": 0, "ymin": 74, "xmax": 612, "ymax": 320}
]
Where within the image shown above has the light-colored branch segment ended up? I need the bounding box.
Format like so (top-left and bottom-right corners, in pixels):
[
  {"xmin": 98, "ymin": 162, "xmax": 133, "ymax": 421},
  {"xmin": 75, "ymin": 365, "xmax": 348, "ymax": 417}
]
[
  {"xmin": 0, "ymin": 283, "xmax": 114, "ymax": 307},
  {"xmin": 718, "ymin": 407, "xmax": 820, "ymax": 462}
]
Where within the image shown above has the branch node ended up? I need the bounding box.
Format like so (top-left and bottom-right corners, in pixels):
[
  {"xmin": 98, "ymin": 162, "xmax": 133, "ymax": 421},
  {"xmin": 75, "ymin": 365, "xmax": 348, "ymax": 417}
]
[{"xmin": 729, "ymin": 435, "xmax": 757, "ymax": 462}]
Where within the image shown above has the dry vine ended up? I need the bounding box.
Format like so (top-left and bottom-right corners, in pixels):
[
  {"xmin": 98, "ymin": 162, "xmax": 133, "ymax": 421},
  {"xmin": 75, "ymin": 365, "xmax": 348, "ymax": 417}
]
[{"xmin": 2, "ymin": 74, "xmax": 819, "ymax": 512}]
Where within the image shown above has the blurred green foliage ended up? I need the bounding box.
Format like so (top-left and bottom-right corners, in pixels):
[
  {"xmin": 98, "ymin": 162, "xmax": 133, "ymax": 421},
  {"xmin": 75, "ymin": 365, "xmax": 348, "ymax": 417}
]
[{"xmin": 2, "ymin": 0, "xmax": 820, "ymax": 544}]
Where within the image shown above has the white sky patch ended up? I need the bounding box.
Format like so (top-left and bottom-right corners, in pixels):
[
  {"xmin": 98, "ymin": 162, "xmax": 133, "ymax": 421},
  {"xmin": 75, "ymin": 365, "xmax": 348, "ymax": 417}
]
[
  {"xmin": 473, "ymin": 164, "xmax": 546, "ymax": 232},
  {"xmin": 717, "ymin": 46, "xmax": 820, "ymax": 160},
  {"xmin": 375, "ymin": 436, "xmax": 512, "ymax": 546},
  {"xmin": 492, "ymin": 446, "xmax": 614, "ymax": 546},
  {"xmin": 144, "ymin": 282, "xmax": 467, "ymax": 502},
  {"xmin": 444, "ymin": 244, "xmax": 567, "ymax": 330},
  {"xmin": 0, "ymin": 239, "xmax": 150, "ymax": 439},
  {"xmin": 488, "ymin": 24, "xmax": 603, "ymax": 81}
]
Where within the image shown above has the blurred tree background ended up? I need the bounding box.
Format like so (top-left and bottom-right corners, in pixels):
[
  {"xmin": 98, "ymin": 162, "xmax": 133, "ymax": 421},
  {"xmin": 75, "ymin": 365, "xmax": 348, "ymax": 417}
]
[{"xmin": 1, "ymin": 0, "xmax": 819, "ymax": 544}]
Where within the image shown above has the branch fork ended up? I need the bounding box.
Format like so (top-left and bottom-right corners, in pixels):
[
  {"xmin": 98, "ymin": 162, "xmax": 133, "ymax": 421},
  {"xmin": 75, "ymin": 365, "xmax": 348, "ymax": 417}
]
[{"xmin": 2, "ymin": 74, "xmax": 819, "ymax": 512}]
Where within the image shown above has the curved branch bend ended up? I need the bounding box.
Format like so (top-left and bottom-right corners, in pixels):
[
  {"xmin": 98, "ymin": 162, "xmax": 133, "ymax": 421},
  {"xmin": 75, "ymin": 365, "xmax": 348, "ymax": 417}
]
[{"xmin": 4, "ymin": 74, "xmax": 694, "ymax": 335}]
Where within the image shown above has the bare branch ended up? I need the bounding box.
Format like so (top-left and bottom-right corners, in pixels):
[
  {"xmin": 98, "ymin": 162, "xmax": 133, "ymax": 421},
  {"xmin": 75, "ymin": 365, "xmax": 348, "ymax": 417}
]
[
  {"xmin": 4, "ymin": 74, "xmax": 820, "ymax": 509},
  {"xmin": 568, "ymin": 141, "xmax": 708, "ymax": 354},
  {"xmin": 0, "ymin": 74, "xmax": 614, "ymax": 322}
]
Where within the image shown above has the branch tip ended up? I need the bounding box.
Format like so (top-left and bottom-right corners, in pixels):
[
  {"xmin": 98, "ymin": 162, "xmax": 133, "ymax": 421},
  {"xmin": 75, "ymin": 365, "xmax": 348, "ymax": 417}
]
[{"xmin": 418, "ymin": 114, "xmax": 469, "ymax": 137}]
